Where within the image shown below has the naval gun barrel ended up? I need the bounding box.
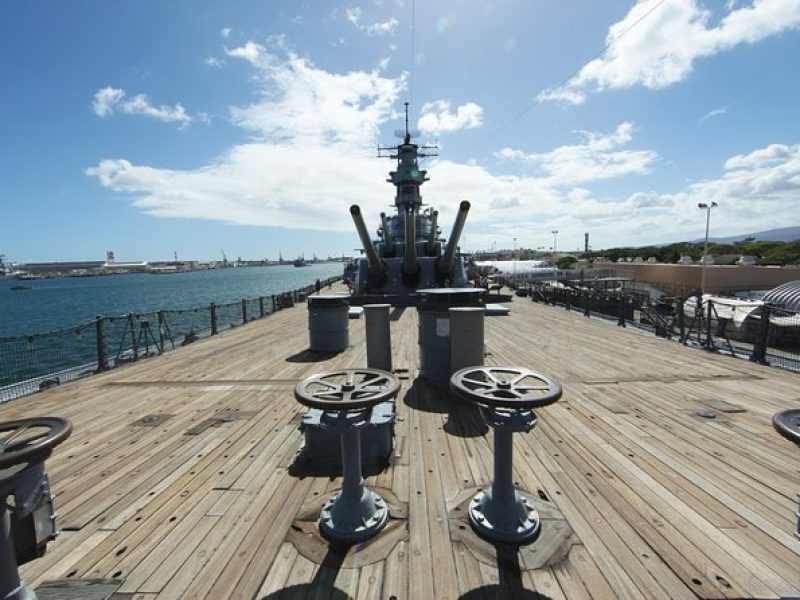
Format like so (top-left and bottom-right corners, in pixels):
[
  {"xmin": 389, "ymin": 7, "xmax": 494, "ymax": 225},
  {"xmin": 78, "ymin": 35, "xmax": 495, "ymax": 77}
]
[
  {"xmin": 380, "ymin": 212, "xmax": 394, "ymax": 256},
  {"xmin": 350, "ymin": 205, "xmax": 385, "ymax": 278},
  {"xmin": 437, "ymin": 200, "xmax": 471, "ymax": 275},
  {"xmin": 426, "ymin": 210, "xmax": 439, "ymax": 255},
  {"xmin": 403, "ymin": 208, "xmax": 418, "ymax": 276}
]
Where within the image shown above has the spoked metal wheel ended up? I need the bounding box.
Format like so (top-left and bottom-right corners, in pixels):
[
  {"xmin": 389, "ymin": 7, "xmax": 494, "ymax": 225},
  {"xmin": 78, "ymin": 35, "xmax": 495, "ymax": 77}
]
[
  {"xmin": 450, "ymin": 366, "xmax": 562, "ymax": 409},
  {"xmin": 294, "ymin": 368, "xmax": 400, "ymax": 411},
  {"xmin": 0, "ymin": 417, "xmax": 72, "ymax": 469},
  {"xmin": 773, "ymin": 409, "xmax": 800, "ymax": 447}
]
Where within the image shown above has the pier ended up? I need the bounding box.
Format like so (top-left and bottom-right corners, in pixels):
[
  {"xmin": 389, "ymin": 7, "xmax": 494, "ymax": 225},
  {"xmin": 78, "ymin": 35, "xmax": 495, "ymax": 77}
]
[{"xmin": 5, "ymin": 287, "xmax": 800, "ymax": 598}]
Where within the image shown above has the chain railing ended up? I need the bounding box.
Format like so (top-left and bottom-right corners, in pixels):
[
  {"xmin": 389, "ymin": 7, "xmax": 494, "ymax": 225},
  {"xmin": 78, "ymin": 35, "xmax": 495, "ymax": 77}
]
[
  {"xmin": 0, "ymin": 276, "xmax": 340, "ymax": 403},
  {"xmin": 524, "ymin": 282, "xmax": 800, "ymax": 374}
]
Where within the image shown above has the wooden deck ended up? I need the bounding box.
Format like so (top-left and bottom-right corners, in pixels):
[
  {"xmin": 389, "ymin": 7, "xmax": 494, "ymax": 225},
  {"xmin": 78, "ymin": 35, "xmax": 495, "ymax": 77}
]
[{"xmin": 6, "ymin": 289, "xmax": 800, "ymax": 599}]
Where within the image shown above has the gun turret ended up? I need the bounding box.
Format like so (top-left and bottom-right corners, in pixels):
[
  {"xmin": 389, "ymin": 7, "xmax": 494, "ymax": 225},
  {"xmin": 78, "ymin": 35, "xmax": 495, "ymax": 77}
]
[
  {"xmin": 426, "ymin": 210, "xmax": 439, "ymax": 256},
  {"xmin": 380, "ymin": 212, "xmax": 394, "ymax": 256},
  {"xmin": 437, "ymin": 201, "xmax": 471, "ymax": 277},
  {"xmin": 350, "ymin": 205, "xmax": 386, "ymax": 285},
  {"xmin": 403, "ymin": 208, "xmax": 419, "ymax": 285}
]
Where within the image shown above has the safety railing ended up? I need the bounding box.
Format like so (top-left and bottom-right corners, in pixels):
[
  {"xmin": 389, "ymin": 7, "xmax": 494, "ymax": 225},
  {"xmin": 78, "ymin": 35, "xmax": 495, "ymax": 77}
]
[
  {"xmin": 0, "ymin": 276, "xmax": 340, "ymax": 403},
  {"xmin": 523, "ymin": 282, "xmax": 800, "ymax": 374}
]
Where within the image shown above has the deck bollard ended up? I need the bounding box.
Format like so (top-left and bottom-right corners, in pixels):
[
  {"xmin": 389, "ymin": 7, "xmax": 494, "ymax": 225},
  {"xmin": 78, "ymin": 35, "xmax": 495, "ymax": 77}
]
[
  {"xmin": 449, "ymin": 307, "xmax": 484, "ymax": 375},
  {"xmin": 0, "ymin": 417, "xmax": 72, "ymax": 600},
  {"xmin": 364, "ymin": 304, "xmax": 392, "ymax": 371},
  {"xmin": 417, "ymin": 288, "xmax": 484, "ymax": 386},
  {"xmin": 450, "ymin": 366, "xmax": 562, "ymax": 544},
  {"xmin": 294, "ymin": 369, "xmax": 400, "ymax": 543}
]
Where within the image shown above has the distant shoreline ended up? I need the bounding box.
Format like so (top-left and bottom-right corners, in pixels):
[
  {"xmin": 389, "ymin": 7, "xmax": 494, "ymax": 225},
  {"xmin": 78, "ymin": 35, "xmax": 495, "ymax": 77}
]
[{"xmin": 0, "ymin": 260, "xmax": 347, "ymax": 281}]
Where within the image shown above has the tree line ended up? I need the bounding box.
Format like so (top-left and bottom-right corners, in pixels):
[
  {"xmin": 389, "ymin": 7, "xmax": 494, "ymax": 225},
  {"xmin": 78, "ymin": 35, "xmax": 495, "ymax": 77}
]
[{"xmin": 582, "ymin": 238, "xmax": 800, "ymax": 265}]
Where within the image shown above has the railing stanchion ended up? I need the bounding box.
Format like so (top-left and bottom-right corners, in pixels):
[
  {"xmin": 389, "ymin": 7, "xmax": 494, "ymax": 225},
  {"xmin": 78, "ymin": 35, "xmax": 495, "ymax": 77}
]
[
  {"xmin": 751, "ymin": 304, "xmax": 771, "ymax": 365},
  {"xmin": 241, "ymin": 299, "xmax": 248, "ymax": 325},
  {"xmin": 210, "ymin": 303, "xmax": 218, "ymax": 335},
  {"xmin": 95, "ymin": 316, "xmax": 108, "ymax": 372},
  {"xmin": 259, "ymin": 296, "xmax": 265, "ymax": 318},
  {"xmin": 128, "ymin": 313, "xmax": 138, "ymax": 360},
  {"xmin": 157, "ymin": 310, "xmax": 166, "ymax": 351}
]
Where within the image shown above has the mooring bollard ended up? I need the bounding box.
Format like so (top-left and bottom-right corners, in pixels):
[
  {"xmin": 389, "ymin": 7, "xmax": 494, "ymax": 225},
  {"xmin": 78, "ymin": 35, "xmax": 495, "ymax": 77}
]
[
  {"xmin": 449, "ymin": 307, "xmax": 484, "ymax": 375},
  {"xmin": 0, "ymin": 417, "xmax": 72, "ymax": 600},
  {"xmin": 364, "ymin": 304, "xmax": 392, "ymax": 371},
  {"xmin": 450, "ymin": 366, "xmax": 562, "ymax": 543},
  {"xmin": 294, "ymin": 369, "xmax": 400, "ymax": 542},
  {"xmin": 308, "ymin": 294, "xmax": 350, "ymax": 353}
]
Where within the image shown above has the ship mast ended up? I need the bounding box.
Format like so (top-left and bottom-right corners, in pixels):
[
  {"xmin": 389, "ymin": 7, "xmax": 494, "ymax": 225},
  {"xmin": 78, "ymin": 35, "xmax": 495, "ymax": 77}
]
[{"xmin": 377, "ymin": 102, "xmax": 437, "ymax": 212}]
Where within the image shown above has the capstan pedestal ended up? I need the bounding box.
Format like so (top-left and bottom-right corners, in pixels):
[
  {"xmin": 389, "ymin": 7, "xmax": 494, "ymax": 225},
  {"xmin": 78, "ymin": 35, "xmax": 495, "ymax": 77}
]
[
  {"xmin": 0, "ymin": 417, "xmax": 72, "ymax": 600},
  {"xmin": 450, "ymin": 366, "xmax": 562, "ymax": 544},
  {"xmin": 294, "ymin": 368, "xmax": 400, "ymax": 543}
]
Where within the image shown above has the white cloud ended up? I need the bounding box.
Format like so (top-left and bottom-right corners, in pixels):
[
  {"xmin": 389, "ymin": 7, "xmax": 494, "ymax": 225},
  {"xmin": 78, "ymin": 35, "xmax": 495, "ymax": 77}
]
[
  {"xmin": 366, "ymin": 18, "xmax": 399, "ymax": 35},
  {"xmin": 495, "ymin": 122, "xmax": 658, "ymax": 185},
  {"xmin": 205, "ymin": 56, "xmax": 225, "ymax": 68},
  {"xmin": 417, "ymin": 100, "xmax": 484, "ymax": 136},
  {"xmin": 225, "ymin": 41, "xmax": 267, "ymax": 66},
  {"xmin": 724, "ymin": 143, "xmax": 795, "ymax": 169},
  {"xmin": 87, "ymin": 47, "xmax": 403, "ymax": 230},
  {"xmin": 220, "ymin": 27, "xmax": 232, "ymax": 39},
  {"xmin": 92, "ymin": 87, "xmax": 195, "ymax": 127},
  {"xmin": 86, "ymin": 47, "xmax": 800, "ymax": 250},
  {"xmin": 539, "ymin": 0, "xmax": 800, "ymax": 105},
  {"xmin": 92, "ymin": 87, "xmax": 125, "ymax": 117},
  {"xmin": 699, "ymin": 105, "xmax": 728, "ymax": 123},
  {"xmin": 346, "ymin": 6, "xmax": 399, "ymax": 36}
]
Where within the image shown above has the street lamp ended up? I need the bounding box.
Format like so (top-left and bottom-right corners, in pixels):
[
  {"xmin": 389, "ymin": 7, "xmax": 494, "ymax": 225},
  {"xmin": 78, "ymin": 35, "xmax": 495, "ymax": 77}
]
[
  {"xmin": 697, "ymin": 202, "xmax": 718, "ymax": 294},
  {"xmin": 513, "ymin": 237, "xmax": 517, "ymax": 277},
  {"xmin": 552, "ymin": 230, "xmax": 559, "ymax": 279}
]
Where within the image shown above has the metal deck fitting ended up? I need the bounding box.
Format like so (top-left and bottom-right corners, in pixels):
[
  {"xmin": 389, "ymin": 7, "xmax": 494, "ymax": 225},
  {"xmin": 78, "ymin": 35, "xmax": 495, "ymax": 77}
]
[
  {"xmin": 450, "ymin": 366, "xmax": 562, "ymax": 544},
  {"xmin": 0, "ymin": 417, "xmax": 72, "ymax": 600},
  {"xmin": 294, "ymin": 369, "xmax": 400, "ymax": 543}
]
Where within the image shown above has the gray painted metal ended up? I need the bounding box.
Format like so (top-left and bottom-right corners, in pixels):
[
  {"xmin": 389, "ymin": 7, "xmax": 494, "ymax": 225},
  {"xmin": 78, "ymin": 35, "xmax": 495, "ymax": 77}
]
[
  {"xmin": 437, "ymin": 201, "xmax": 471, "ymax": 276},
  {"xmin": 301, "ymin": 401, "xmax": 395, "ymax": 466},
  {"xmin": 0, "ymin": 457, "xmax": 62, "ymax": 599},
  {"xmin": 365, "ymin": 304, "xmax": 392, "ymax": 371},
  {"xmin": 307, "ymin": 294, "xmax": 350, "ymax": 353},
  {"xmin": 449, "ymin": 307, "xmax": 484, "ymax": 375},
  {"xmin": 417, "ymin": 289, "xmax": 483, "ymax": 386},
  {"xmin": 449, "ymin": 365, "xmax": 563, "ymax": 544},
  {"xmin": 350, "ymin": 205, "xmax": 385, "ymax": 281},
  {"xmin": 294, "ymin": 369, "xmax": 399, "ymax": 543}
]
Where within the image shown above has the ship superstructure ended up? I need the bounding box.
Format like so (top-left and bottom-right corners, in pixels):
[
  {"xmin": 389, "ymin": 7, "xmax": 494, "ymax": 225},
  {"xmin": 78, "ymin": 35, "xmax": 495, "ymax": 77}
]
[{"xmin": 349, "ymin": 103, "xmax": 470, "ymax": 303}]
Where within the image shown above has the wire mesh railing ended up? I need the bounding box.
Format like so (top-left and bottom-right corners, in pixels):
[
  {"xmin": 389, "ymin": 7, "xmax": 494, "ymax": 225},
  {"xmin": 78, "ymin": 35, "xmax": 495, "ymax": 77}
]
[
  {"xmin": 0, "ymin": 276, "xmax": 340, "ymax": 403},
  {"xmin": 523, "ymin": 281, "xmax": 800, "ymax": 374}
]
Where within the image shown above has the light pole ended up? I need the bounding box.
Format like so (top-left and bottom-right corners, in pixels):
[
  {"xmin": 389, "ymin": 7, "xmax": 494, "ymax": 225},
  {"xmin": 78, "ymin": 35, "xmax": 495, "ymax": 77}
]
[
  {"xmin": 697, "ymin": 202, "xmax": 718, "ymax": 294},
  {"xmin": 513, "ymin": 237, "xmax": 517, "ymax": 277},
  {"xmin": 552, "ymin": 230, "xmax": 559, "ymax": 280}
]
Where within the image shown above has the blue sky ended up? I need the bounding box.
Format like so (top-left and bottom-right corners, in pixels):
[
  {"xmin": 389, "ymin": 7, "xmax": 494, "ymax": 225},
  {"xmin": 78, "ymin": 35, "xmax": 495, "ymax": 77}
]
[{"xmin": 2, "ymin": 0, "xmax": 800, "ymax": 262}]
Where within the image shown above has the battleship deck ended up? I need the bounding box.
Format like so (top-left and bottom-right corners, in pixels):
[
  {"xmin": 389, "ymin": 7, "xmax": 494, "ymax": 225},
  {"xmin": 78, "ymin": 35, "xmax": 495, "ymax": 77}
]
[{"xmin": 6, "ymin": 288, "xmax": 800, "ymax": 599}]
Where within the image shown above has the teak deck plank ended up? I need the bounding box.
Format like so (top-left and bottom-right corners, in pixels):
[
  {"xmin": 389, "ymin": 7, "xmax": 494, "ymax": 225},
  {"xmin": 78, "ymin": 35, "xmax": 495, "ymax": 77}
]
[{"xmin": 5, "ymin": 288, "xmax": 800, "ymax": 599}]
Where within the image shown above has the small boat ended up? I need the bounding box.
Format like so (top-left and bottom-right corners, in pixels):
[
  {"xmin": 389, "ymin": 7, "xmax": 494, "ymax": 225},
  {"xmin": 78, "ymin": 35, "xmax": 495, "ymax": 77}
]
[{"xmin": 10, "ymin": 285, "xmax": 30, "ymax": 291}]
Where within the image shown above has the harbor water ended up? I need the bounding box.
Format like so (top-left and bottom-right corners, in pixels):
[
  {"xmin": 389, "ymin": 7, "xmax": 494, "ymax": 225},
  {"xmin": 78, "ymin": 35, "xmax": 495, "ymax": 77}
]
[
  {"xmin": 0, "ymin": 263, "xmax": 343, "ymax": 399},
  {"xmin": 0, "ymin": 263, "xmax": 343, "ymax": 337}
]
